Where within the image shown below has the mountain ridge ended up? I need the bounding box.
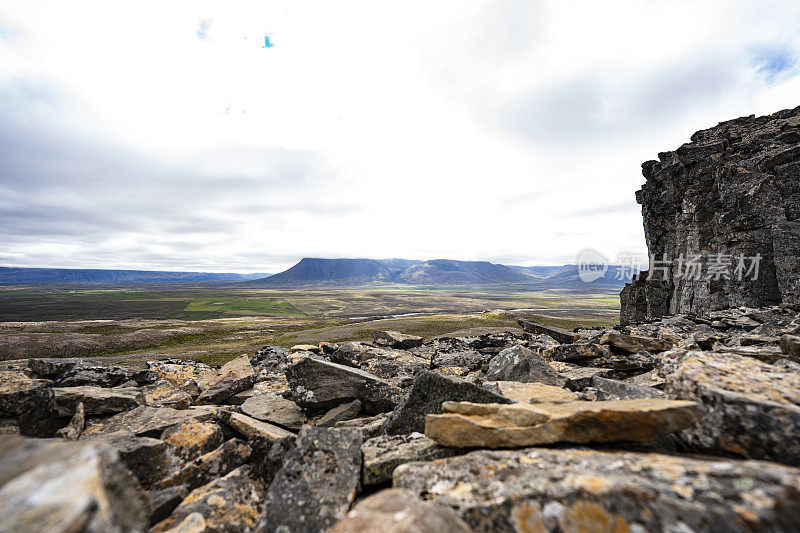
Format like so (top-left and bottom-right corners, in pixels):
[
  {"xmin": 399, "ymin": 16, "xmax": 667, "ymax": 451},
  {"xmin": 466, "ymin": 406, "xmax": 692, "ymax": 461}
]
[{"xmin": 0, "ymin": 267, "xmax": 271, "ymax": 284}]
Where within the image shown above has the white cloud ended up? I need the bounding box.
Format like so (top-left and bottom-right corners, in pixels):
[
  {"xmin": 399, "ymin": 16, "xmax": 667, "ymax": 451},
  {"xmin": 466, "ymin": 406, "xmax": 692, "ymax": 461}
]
[{"xmin": 0, "ymin": 0, "xmax": 799, "ymax": 272}]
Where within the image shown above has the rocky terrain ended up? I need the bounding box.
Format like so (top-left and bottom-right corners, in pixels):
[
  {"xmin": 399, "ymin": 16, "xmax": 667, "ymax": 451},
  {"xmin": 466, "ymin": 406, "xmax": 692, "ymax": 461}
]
[{"xmin": 2, "ymin": 107, "xmax": 800, "ymax": 532}]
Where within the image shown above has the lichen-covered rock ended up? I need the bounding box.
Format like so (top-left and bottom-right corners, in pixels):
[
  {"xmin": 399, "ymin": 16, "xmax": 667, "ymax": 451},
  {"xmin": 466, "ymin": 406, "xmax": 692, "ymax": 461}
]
[
  {"xmin": 484, "ymin": 345, "xmax": 561, "ymax": 385},
  {"xmin": 286, "ymin": 356, "xmax": 403, "ymax": 414},
  {"xmin": 393, "ymin": 447, "xmax": 800, "ymax": 532},
  {"xmin": 52, "ymin": 385, "xmax": 143, "ymax": 416},
  {"xmin": 383, "ymin": 371, "xmax": 512, "ymax": 436},
  {"xmin": 148, "ymin": 360, "xmax": 215, "ymax": 397},
  {"xmin": 142, "ymin": 380, "xmax": 192, "ymax": 409},
  {"xmin": 329, "ymin": 489, "xmax": 472, "ymax": 533},
  {"xmin": 82, "ymin": 406, "xmax": 214, "ymax": 438},
  {"xmin": 425, "ymin": 399, "xmax": 701, "ymax": 448},
  {"xmin": 361, "ymin": 433, "xmax": 461, "ymax": 486},
  {"xmin": 152, "ymin": 466, "xmax": 265, "ymax": 533},
  {"xmin": 148, "ymin": 485, "xmax": 189, "ymax": 526},
  {"xmin": 665, "ymin": 350, "xmax": 800, "ymax": 465},
  {"xmin": 195, "ymin": 355, "xmax": 255, "ymax": 405},
  {"xmin": 0, "ymin": 371, "xmax": 50, "ymax": 417},
  {"xmin": 0, "ymin": 435, "xmax": 149, "ymax": 532},
  {"xmin": 156, "ymin": 439, "xmax": 251, "ymax": 492},
  {"xmin": 240, "ymin": 392, "xmax": 305, "ymax": 430},
  {"xmin": 256, "ymin": 426, "xmax": 363, "ymax": 533},
  {"xmin": 621, "ymin": 106, "xmax": 800, "ymax": 323},
  {"xmin": 88, "ymin": 430, "xmax": 169, "ymax": 488},
  {"xmin": 160, "ymin": 421, "xmax": 225, "ymax": 463}
]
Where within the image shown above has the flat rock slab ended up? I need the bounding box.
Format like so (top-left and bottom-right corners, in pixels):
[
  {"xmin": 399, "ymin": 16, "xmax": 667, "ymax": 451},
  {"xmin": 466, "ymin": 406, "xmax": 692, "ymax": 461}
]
[
  {"xmin": 665, "ymin": 350, "xmax": 800, "ymax": 465},
  {"xmin": 52, "ymin": 386, "xmax": 143, "ymax": 416},
  {"xmin": 383, "ymin": 371, "xmax": 512, "ymax": 435},
  {"xmin": 517, "ymin": 319, "xmax": 579, "ymax": 344},
  {"xmin": 0, "ymin": 435, "xmax": 149, "ymax": 532},
  {"xmin": 485, "ymin": 345, "xmax": 561, "ymax": 385},
  {"xmin": 599, "ymin": 330, "xmax": 673, "ymax": 353},
  {"xmin": 394, "ymin": 447, "xmax": 800, "ymax": 532},
  {"xmin": 223, "ymin": 412, "xmax": 295, "ymax": 440},
  {"xmin": 425, "ymin": 399, "xmax": 702, "ymax": 448},
  {"xmin": 241, "ymin": 392, "xmax": 306, "ymax": 430},
  {"xmin": 152, "ymin": 465, "xmax": 265, "ymax": 533},
  {"xmin": 373, "ymin": 330, "xmax": 423, "ymax": 349},
  {"xmin": 82, "ymin": 405, "xmax": 214, "ymax": 438},
  {"xmin": 286, "ymin": 356, "xmax": 403, "ymax": 414},
  {"xmin": 483, "ymin": 381, "xmax": 580, "ymax": 403},
  {"xmin": 195, "ymin": 355, "xmax": 255, "ymax": 405},
  {"xmin": 362, "ymin": 432, "xmax": 462, "ymax": 486},
  {"xmin": 141, "ymin": 380, "xmax": 192, "ymax": 409},
  {"xmin": 258, "ymin": 426, "xmax": 363, "ymax": 533},
  {"xmin": 329, "ymin": 489, "xmax": 472, "ymax": 533}
]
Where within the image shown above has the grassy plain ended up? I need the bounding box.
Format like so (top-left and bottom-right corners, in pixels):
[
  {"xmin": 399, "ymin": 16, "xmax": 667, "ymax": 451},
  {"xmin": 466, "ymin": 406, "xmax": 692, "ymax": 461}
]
[{"xmin": 0, "ymin": 283, "xmax": 621, "ymax": 365}]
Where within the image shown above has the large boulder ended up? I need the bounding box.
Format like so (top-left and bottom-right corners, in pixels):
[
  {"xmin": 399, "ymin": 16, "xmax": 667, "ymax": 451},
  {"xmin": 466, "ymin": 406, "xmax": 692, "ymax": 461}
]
[
  {"xmin": 665, "ymin": 350, "xmax": 800, "ymax": 465},
  {"xmin": 285, "ymin": 356, "xmax": 403, "ymax": 414},
  {"xmin": 394, "ymin": 447, "xmax": 800, "ymax": 532},
  {"xmin": 620, "ymin": 106, "xmax": 800, "ymax": 323},
  {"xmin": 484, "ymin": 345, "xmax": 561, "ymax": 385},
  {"xmin": 425, "ymin": 399, "xmax": 701, "ymax": 448},
  {"xmin": 329, "ymin": 489, "xmax": 472, "ymax": 533},
  {"xmin": 383, "ymin": 371, "xmax": 512, "ymax": 435},
  {"xmin": 257, "ymin": 427, "xmax": 363, "ymax": 533},
  {"xmin": 0, "ymin": 435, "xmax": 149, "ymax": 532}
]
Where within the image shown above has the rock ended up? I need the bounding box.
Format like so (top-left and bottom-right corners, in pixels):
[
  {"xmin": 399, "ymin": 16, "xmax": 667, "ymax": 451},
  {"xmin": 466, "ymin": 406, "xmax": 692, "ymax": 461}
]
[
  {"xmin": 55, "ymin": 401, "xmax": 84, "ymax": 439},
  {"xmin": 541, "ymin": 342, "xmax": 612, "ymax": 362},
  {"xmin": 484, "ymin": 345, "xmax": 561, "ymax": 385},
  {"xmin": 425, "ymin": 398, "xmax": 702, "ymax": 448},
  {"xmin": 0, "ymin": 435, "xmax": 149, "ymax": 532},
  {"xmin": 89, "ymin": 430, "xmax": 169, "ymax": 488},
  {"xmin": 517, "ymin": 319, "xmax": 579, "ymax": 344},
  {"xmin": 585, "ymin": 376, "xmax": 664, "ymax": 399},
  {"xmin": 249, "ymin": 434, "xmax": 296, "ymax": 486},
  {"xmin": 0, "ymin": 371, "xmax": 51, "ymax": 417},
  {"xmin": 52, "ymin": 385, "xmax": 143, "ymax": 416},
  {"xmin": 222, "ymin": 412, "xmax": 296, "ymax": 440},
  {"xmin": 57, "ymin": 365, "xmax": 133, "ymax": 387},
  {"xmin": 665, "ymin": 350, "xmax": 800, "ymax": 465},
  {"xmin": 599, "ymin": 330, "xmax": 673, "ymax": 353},
  {"xmin": 361, "ymin": 433, "xmax": 461, "ymax": 486},
  {"xmin": 148, "ymin": 360, "xmax": 215, "ymax": 397},
  {"xmin": 621, "ymin": 107, "xmax": 800, "ymax": 323},
  {"xmin": 393, "ymin": 447, "xmax": 800, "ymax": 532},
  {"xmin": 553, "ymin": 363, "xmax": 614, "ymax": 389},
  {"xmin": 624, "ymin": 368, "xmax": 665, "ymax": 388},
  {"xmin": 195, "ymin": 355, "xmax": 255, "ymax": 405},
  {"xmin": 156, "ymin": 439, "xmax": 252, "ymax": 492},
  {"xmin": 715, "ymin": 344, "xmax": 789, "ymax": 363},
  {"xmin": 318, "ymin": 399, "xmax": 361, "ymax": 427},
  {"xmin": 334, "ymin": 413, "xmax": 389, "ymax": 440},
  {"xmin": 482, "ymin": 381, "xmax": 580, "ymax": 403},
  {"xmin": 257, "ymin": 427, "xmax": 363, "ymax": 533},
  {"xmin": 780, "ymin": 334, "xmax": 800, "ymax": 359},
  {"xmin": 82, "ymin": 405, "xmax": 214, "ymax": 438},
  {"xmin": 329, "ymin": 489, "xmax": 472, "ymax": 533},
  {"xmin": 373, "ymin": 330, "xmax": 423, "ymax": 349},
  {"xmin": 240, "ymin": 392, "xmax": 305, "ymax": 430},
  {"xmin": 142, "ymin": 380, "xmax": 193, "ymax": 409},
  {"xmin": 161, "ymin": 421, "xmax": 225, "ymax": 463},
  {"xmin": 285, "ymin": 356, "xmax": 403, "ymax": 414},
  {"xmin": 291, "ymin": 343, "xmax": 322, "ymax": 353},
  {"xmin": 330, "ymin": 342, "xmax": 429, "ymax": 379},
  {"xmin": 430, "ymin": 349, "xmax": 486, "ymax": 373},
  {"xmin": 152, "ymin": 466, "xmax": 265, "ymax": 533},
  {"xmin": 383, "ymin": 371, "xmax": 512, "ymax": 435},
  {"xmin": 148, "ymin": 485, "xmax": 189, "ymax": 526}
]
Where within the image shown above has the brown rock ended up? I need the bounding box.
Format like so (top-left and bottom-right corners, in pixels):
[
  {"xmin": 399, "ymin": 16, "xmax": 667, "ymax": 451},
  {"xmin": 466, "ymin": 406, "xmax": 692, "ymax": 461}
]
[
  {"xmin": 0, "ymin": 371, "xmax": 50, "ymax": 417},
  {"xmin": 425, "ymin": 399, "xmax": 702, "ymax": 448},
  {"xmin": 52, "ymin": 385, "xmax": 143, "ymax": 416},
  {"xmin": 517, "ymin": 319, "xmax": 579, "ymax": 344},
  {"xmin": 240, "ymin": 393, "xmax": 305, "ymax": 430},
  {"xmin": 373, "ymin": 330, "xmax": 423, "ymax": 349},
  {"xmin": 223, "ymin": 412, "xmax": 295, "ymax": 440},
  {"xmin": 482, "ymin": 381, "xmax": 580, "ymax": 403},
  {"xmin": 82, "ymin": 406, "xmax": 214, "ymax": 438},
  {"xmin": 161, "ymin": 421, "xmax": 224, "ymax": 462},
  {"xmin": 599, "ymin": 330, "xmax": 673, "ymax": 353},
  {"xmin": 195, "ymin": 355, "xmax": 255, "ymax": 405},
  {"xmin": 142, "ymin": 380, "xmax": 192, "ymax": 409}
]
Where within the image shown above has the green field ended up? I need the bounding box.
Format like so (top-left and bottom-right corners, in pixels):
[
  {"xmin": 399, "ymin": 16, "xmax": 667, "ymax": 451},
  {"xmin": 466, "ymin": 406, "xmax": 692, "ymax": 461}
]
[{"xmin": 183, "ymin": 297, "xmax": 307, "ymax": 317}]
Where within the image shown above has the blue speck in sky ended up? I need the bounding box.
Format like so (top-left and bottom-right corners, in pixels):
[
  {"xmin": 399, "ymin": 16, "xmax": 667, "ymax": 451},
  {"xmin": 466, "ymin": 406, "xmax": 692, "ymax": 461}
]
[
  {"xmin": 263, "ymin": 34, "xmax": 274, "ymax": 48},
  {"xmin": 751, "ymin": 44, "xmax": 797, "ymax": 83},
  {"xmin": 197, "ymin": 20, "xmax": 210, "ymax": 41}
]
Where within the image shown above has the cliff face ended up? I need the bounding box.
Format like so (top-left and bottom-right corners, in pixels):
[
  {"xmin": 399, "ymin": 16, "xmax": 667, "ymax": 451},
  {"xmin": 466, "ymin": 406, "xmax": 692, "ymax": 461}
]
[{"xmin": 621, "ymin": 106, "xmax": 800, "ymax": 323}]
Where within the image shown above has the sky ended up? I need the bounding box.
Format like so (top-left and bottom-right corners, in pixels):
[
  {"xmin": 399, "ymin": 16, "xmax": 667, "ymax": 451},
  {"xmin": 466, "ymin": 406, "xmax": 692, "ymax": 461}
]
[{"xmin": 1, "ymin": 1, "xmax": 800, "ymax": 273}]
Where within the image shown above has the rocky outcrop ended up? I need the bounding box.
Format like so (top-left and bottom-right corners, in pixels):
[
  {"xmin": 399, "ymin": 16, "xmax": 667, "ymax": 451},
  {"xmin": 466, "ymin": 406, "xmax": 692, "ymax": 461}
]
[{"xmin": 621, "ymin": 106, "xmax": 800, "ymax": 323}]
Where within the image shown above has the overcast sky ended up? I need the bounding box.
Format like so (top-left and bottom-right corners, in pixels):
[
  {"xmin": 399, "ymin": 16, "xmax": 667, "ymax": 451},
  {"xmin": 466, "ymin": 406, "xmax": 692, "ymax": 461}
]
[{"xmin": 1, "ymin": 1, "xmax": 799, "ymax": 273}]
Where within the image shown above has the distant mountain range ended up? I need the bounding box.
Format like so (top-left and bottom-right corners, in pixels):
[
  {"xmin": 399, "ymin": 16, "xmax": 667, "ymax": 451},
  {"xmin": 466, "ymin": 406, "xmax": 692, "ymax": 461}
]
[
  {"xmin": 245, "ymin": 258, "xmax": 636, "ymax": 289},
  {"xmin": 0, "ymin": 267, "xmax": 271, "ymax": 284}
]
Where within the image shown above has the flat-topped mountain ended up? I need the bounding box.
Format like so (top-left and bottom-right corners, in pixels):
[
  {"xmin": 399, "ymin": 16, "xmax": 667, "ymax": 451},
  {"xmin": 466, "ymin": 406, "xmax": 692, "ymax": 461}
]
[
  {"xmin": 246, "ymin": 258, "xmax": 635, "ymax": 288},
  {"xmin": 0, "ymin": 267, "xmax": 270, "ymax": 284}
]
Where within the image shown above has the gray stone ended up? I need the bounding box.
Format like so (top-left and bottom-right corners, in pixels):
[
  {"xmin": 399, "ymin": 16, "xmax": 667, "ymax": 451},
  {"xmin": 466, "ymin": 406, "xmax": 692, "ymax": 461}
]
[
  {"xmin": 780, "ymin": 334, "xmax": 800, "ymax": 359},
  {"xmin": 599, "ymin": 330, "xmax": 673, "ymax": 353},
  {"xmin": 374, "ymin": 330, "xmax": 423, "ymax": 349},
  {"xmin": 383, "ymin": 371, "xmax": 512, "ymax": 435},
  {"xmin": 195, "ymin": 355, "xmax": 255, "ymax": 405},
  {"xmin": 155, "ymin": 439, "xmax": 252, "ymax": 492},
  {"xmin": 0, "ymin": 435, "xmax": 149, "ymax": 532},
  {"xmin": 0, "ymin": 371, "xmax": 51, "ymax": 417},
  {"xmin": 148, "ymin": 485, "xmax": 188, "ymax": 526},
  {"xmin": 318, "ymin": 399, "xmax": 361, "ymax": 427},
  {"xmin": 52, "ymin": 385, "xmax": 143, "ymax": 416},
  {"xmin": 241, "ymin": 392, "xmax": 306, "ymax": 430},
  {"xmin": 485, "ymin": 345, "xmax": 561, "ymax": 385},
  {"xmin": 257, "ymin": 426, "xmax": 363, "ymax": 533},
  {"xmin": 587, "ymin": 376, "xmax": 665, "ymax": 399},
  {"xmin": 394, "ymin": 447, "xmax": 800, "ymax": 532},
  {"xmin": 517, "ymin": 319, "xmax": 578, "ymax": 344},
  {"xmin": 55, "ymin": 401, "xmax": 84, "ymax": 440},
  {"xmin": 286, "ymin": 356, "xmax": 403, "ymax": 414},
  {"xmin": 334, "ymin": 413, "xmax": 389, "ymax": 440},
  {"xmin": 82, "ymin": 406, "xmax": 214, "ymax": 438},
  {"xmin": 88, "ymin": 430, "xmax": 169, "ymax": 488},
  {"xmin": 362, "ymin": 433, "xmax": 462, "ymax": 486}
]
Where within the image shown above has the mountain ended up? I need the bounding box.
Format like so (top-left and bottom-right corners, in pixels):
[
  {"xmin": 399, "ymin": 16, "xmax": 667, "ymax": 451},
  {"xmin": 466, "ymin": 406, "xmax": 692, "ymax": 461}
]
[
  {"xmin": 0, "ymin": 267, "xmax": 272, "ymax": 284},
  {"xmin": 246, "ymin": 258, "xmax": 637, "ymax": 288}
]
